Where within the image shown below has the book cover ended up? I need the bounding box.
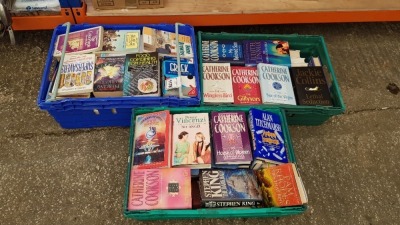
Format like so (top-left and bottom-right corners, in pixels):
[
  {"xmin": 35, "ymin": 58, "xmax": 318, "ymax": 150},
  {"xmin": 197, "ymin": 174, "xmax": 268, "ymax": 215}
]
[
  {"xmin": 162, "ymin": 59, "xmax": 197, "ymax": 97},
  {"xmin": 202, "ymin": 63, "xmax": 234, "ymax": 103},
  {"xmin": 54, "ymin": 26, "xmax": 103, "ymax": 57},
  {"xmin": 248, "ymin": 108, "xmax": 288, "ymax": 167},
  {"xmin": 243, "ymin": 40, "xmax": 291, "ymax": 67},
  {"xmin": 93, "ymin": 56, "xmax": 125, "ymax": 97},
  {"xmin": 257, "ymin": 63, "xmax": 296, "ymax": 105},
  {"xmin": 124, "ymin": 52, "xmax": 160, "ymax": 96},
  {"xmin": 256, "ymin": 163, "xmax": 308, "ymax": 207},
  {"xmin": 201, "ymin": 40, "xmax": 244, "ymax": 65},
  {"xmin": 55, "ymin": 54, "xmax": 95, "ymax": 96},
  {"xmin": 142, "ymin": 27, "xmax": 193, "ymax": 58},
  {"xmin": 101, "ymin": 29, "xmax": 140, "ymax": 53},
  {"xmin": 231, "ymin": 66, "xmax": 262, "ymax": 105},
  {"xmin": 128, "ymin": 168, "xmax": 192, "ymax": 210},
  {"xmin": 199, "ymin": 169, "xmax": 262, "ymax": 208},
  {"xmin": 290, "ymin": 67, "xmax": 333, "ymax": 106},
  {"xmin": 172, "ymin": 113, "xmax": 212, "ymax": 169},
  {"xmin": 132, "ymin": 110, "xmax": 171, "ymax": 169},
  {"xmin": 211, "ymin": 111, "xmax": 253, "ymax": 165}
]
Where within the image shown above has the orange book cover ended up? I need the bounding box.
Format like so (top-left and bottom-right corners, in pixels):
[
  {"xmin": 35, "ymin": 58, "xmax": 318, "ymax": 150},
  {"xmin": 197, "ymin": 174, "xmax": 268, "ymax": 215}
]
[
  {"xmin": 132, "ymin": 110, "xmax": 171, "ymax": 169},
  {"xmin": 256, "ymin": 163, "xmax": 306, "ymax": 207}
]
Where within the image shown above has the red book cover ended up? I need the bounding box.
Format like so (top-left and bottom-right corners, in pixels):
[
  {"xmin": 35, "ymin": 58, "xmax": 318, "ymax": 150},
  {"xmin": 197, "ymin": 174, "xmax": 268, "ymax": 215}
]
[
  {"xmin": 231, "ymin": 66, "xmax": 262, "ymax": 105},
  {"xmin": 132, "ymin": 110, "xmax": 171, "ymax": 169},
  {"xmin": 256, "ymin": 163, "xmax": 307, "ymax": 207}
]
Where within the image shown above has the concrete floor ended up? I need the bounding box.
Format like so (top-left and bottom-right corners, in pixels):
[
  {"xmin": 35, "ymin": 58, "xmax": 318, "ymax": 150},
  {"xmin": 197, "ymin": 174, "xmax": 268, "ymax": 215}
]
[{"xmin": 0, "ymin": 22, "xmax": 400, "ymax": 225}]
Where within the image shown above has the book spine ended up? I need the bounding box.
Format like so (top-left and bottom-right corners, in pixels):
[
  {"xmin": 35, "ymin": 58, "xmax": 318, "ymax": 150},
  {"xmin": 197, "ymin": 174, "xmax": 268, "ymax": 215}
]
[{"xmin": 201, "ymin": 200, "xmax": 262, "ymax": 208}]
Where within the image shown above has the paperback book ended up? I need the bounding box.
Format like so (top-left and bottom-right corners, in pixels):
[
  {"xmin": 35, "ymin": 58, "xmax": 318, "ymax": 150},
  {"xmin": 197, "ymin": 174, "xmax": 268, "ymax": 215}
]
[
  {"xmin": 93, "ymin": 55, "xmax": 125, "ymax": 97},
  {"xmin": 172, "ymin": 113, "xmax": 212, "ymax": 169},
  {"xmin": 256, "ymin": 163, "xmax": 308, "ymax": 207},
  {"xmin": 142, "ymin": 27, "xmax": 193, "ymax": 58},
  {"xmin": 162, "ymin": 59, "xmax": 197, "ymax": 97},
  {"xmin": 211, "ymin": 111, "xmax": 253, "ymax": 165},
  {"xmin": 54, "ymin": 26, "xmax": 103, "ymax": 57},
  {"xmin": 128, "ymin": 168, "xmax": 192, "ymax": 210},
  {"xmin": 290, "ymin": 66, "xmax": 333, "ymax": 106},
  {"xmin": 101, "ymin": 29, "xmax": 141, "ymax": 53},
  {"xmin": 257, "ymin": 63, "xmax": 296, "ymax": 105},
  {"xmin": 124, "ymin": 52, "xmax": 160, "ymax": 96},
  {"xmin": 202, "ymin": 63, "xmax": 234, "ymax": 103},
  {"xmin": 243, "ymin": 40, "xmax": 291, "ymax": 67},
  {"xmin": 231, "ymin": 66, "xmax": 262, "ymax": 104},
  {"xmin": 201, "ymin": 40, "xmax": 244, "ymax": 65},
  {"xmin": 248, "ymin": 108, "xmax": 288, "ymax": 169},
  {"xmin": 132, "ymin": 110, "xmax": 171, "ymax": 169},
  {"xmin": 199, "ymin": 169, "xmax": 262, "ymax": 208},
  {"xmin": 54, "ymin": 54, "xmax": 95, "ymax": 96}
]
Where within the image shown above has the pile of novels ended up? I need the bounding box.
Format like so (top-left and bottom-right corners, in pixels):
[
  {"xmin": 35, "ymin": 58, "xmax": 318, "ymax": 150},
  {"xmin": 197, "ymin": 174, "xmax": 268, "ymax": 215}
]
[
  {"xmin": 201, "ymin": 40, "xmax": 333, "ymax": 106},
  {"xmin": 127, "ymin": 108, "xmax": 308, "ymax": 210},
  {"xmin": 47, "ymin": 26, "xmax": 197, "ymax": 100}
]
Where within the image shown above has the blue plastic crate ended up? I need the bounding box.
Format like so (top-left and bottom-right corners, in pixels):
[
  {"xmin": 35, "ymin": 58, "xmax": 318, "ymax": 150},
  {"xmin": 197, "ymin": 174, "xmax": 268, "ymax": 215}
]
[
  {"xmin": 59, "ymin": 0, "xmax": 82, "ymax": 8},
  {"xmin": 37, "ymin": 23, "xmax": 201, "ymax": 129}
]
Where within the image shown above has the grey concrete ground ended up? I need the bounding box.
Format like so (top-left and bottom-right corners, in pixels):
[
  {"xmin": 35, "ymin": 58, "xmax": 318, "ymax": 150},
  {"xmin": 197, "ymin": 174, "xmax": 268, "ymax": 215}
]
[{"xmin": 0, "ymin": 22, "xmax": 399, "ymax": 225}]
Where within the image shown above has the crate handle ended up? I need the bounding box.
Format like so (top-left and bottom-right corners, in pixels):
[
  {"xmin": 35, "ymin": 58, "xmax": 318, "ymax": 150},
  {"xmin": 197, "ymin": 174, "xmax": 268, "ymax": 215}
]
[
  {"xmin": 111, "ymin": 108, "xmax": 117, "ymax": 114},
  {"xmin": 93, "ymin": 109, "xmax": 100, "ymax": 115},
  {"xmin": 47, "ymin": 22, "xmax": 71, "ymax": 102},
  {"xmin": 175, "ymin": 22, "xmax": 190, "ymax": 99}
]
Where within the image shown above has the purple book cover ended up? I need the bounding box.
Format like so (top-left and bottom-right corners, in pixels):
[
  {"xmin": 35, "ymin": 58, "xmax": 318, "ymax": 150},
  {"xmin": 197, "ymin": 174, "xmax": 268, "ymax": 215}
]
[
  {"xmin": 243, "ymin": 40, "xmax": 265, "ymax": 66},
  {"xmin": 54, "ymin": 26, "xmax": 103, "ymax": 56},
  {"xmin": 211, "ymin": 111, "xmax": 253, "ymax": 164}
]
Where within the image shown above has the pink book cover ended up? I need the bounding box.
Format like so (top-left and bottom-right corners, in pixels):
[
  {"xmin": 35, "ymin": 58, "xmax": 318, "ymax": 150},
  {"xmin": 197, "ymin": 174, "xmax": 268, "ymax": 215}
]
[
  {"xmin": 54, "ymin": 26, "xmax": 103, "ymax": 57},
  {"xmin": 128, "ymin": 168, "xmax": 192, "ymax": 210}
]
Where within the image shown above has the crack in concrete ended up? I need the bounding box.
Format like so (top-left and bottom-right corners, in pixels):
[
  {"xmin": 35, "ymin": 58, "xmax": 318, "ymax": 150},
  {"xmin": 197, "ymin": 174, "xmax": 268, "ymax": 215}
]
[
  {"xmin": 7, "ymin": 127, "xmax": 127, "ymax": 140},
  {"xmin": 346, "ymin": 106, "xmax": 400, "ymax": 115}
]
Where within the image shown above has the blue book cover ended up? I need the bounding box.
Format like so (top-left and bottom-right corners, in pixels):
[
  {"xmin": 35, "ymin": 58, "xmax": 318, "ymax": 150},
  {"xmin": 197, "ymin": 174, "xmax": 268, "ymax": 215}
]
[
  {"xmin": 202, "ymin": 40, "xmax": 244, "ymax": 65},
  {"xmin": 162, "ymin": 59, "xmax": 197, "ymax": 97},
  {"xmin": 247, "ymin": 108, "xmax": 288, "ymax": 165},
  {"xmin": 243, "ymin": 40, "xmax": 292, "ymax": 67}
]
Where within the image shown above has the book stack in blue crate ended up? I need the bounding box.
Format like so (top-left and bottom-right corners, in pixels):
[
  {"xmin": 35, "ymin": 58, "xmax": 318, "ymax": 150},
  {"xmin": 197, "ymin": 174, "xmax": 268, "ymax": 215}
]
[{"xmin": 37, "ymin": 23, "xmax": 345, "ymax": 220}]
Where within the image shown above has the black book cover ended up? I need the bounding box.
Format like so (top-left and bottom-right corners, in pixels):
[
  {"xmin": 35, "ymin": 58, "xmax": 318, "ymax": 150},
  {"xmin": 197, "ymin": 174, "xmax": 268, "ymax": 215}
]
[{"xmin": 290, "ymin": 66, "xmax": 333, "ymax": 106}]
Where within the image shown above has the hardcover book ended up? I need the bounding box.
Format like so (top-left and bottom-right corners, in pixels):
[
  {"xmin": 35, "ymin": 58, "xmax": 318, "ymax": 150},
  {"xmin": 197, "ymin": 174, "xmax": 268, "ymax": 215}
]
[
  {"xmin": 93, "ymin": 56, "xmax": 125, "ymax": 97},
  {"xmin": 256, "ymin": 163, "xmax": 308, "ymax": 207},
  {"xmin": 257, "ymin": 63, "xmax": 296, "ymax": 105},
  {"xmin": 290, "ymin": 67, "xmax": 333, "ymax": 106},
  {"xmin": 54, "ymin": 26, "xmax": 103, "ymax": 57},
  {"xmin": 199, "ymin": 169, "xmax": 262, "ymax": 208},
  {"xmin": 132, "ymin": 110, "xmax": 171, "ymax": 169},
  {"xmin": 231, "ymin": 66, "xmax": 262, "ymax": 105},
  {"xmin": 211, "ymin": 111, "xmax": 253, "ymax": 165},
  {"xmin": 128, "ymin": 168, "xmax": 192, "ymax": 210},
  {"xmin": 202, "ymin": 63, "xmax": 234, "ymax": 103},
  {"xmin": 124, "ymin": 52, "xmax": 160, "ymax": 96},
  {"xmin": 162, "ymin": 59, "xmax": 197, "ymax": 97},
  {"xmin": 55, "ymin": 54, "xmax": 95, "ymax": 96},
  {"xmin": 243, "ymin": 40, "xmax": 291, "ymax": 67},
  {"xmin": 248, "ymin": 108, "xmax": 288, "ymax": 168},
  {"xmin": 201, "ymin": 40, "xmax": 244, "ymax": 65},
  {"xmin": 172, "ymin": 113, "xmax": 212, "ymax": 169},
  {"xmin": 142, "ymin": 27, "xmax": 193, "ymax": 58},
  {"xmin": 101, "ymin": 29, "xmax": 140, "ymax": 53}
]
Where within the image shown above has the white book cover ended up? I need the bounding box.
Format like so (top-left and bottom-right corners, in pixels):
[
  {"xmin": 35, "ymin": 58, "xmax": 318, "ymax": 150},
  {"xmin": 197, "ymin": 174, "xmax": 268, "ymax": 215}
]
[
  {"xmin": 202, "ymin": 63, "xmax": 234, "ymax": 103},
  {"xmin": 55, "ymin": 54, "xmax": 95, "ymax": 96},
  {"xmin": 257, "ymin": 63, "xmax": 296, "ymax": 105}
]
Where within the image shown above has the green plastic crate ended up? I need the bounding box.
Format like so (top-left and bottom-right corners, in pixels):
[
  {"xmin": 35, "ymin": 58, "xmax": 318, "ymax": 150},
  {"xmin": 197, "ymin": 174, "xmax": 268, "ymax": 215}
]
[
  {"xmin": 197, "ymin": 32, "xmax": 346, "ymax": 126},
  {"xmin": 123, "ymin": 106, "xmax": 307, "ymax": 220}
]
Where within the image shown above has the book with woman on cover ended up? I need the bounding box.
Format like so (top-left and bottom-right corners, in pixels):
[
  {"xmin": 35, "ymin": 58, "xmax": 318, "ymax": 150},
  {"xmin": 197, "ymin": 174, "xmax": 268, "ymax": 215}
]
[
  {"xmin": 132, "ymin": 110, "xmax": 171, "ymax": 169},
  {"xmin": 172, "ymin": 113, "xmax": 212, "ymax": 169}
]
